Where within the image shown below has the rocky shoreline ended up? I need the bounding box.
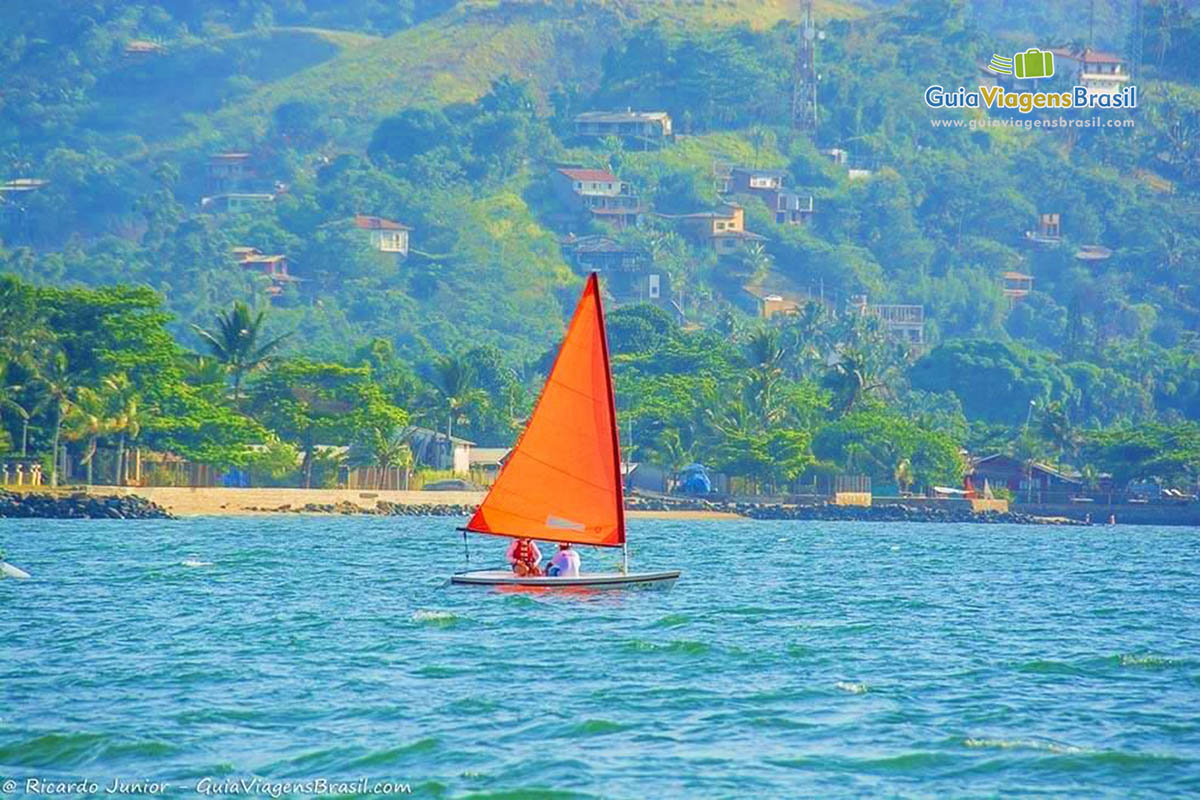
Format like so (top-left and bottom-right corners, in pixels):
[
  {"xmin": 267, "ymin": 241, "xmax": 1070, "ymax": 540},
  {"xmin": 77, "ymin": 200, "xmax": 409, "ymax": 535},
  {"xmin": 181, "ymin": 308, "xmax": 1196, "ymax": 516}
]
[
  {"xmin": 244, "ymin": 500, "xmax": 476, "ymax": 516},
  {"xmin": 0, "ymin": 491, "xmax": 174, "ymax": 519},
  {"xmin": 624, "ymin": 495, "xmax": 1088, "ymax": 525},
  {"xmin": 739, "ymin": 502, "xmax": 1085, "ymax": 525}
]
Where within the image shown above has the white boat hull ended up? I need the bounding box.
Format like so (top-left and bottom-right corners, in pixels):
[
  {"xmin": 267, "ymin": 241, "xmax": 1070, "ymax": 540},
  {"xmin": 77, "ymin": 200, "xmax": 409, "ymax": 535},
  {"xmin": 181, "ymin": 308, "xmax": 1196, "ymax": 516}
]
[
  {"xmin": 0, "ymin": 561, "xmax": 30, "ymax": 580},
  {"xmin": 450, "ymin": 569, "xmax": 679, "ymax": 589}
]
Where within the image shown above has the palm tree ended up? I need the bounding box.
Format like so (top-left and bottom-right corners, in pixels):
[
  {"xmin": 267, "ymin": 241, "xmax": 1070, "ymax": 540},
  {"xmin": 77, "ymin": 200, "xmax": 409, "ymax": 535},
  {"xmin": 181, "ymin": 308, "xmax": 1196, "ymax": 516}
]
[
  {"xmin": 822, "ymin": 348, "xmax": 889, "ymax": 416},
  {"xmin": 430, "ymin": 354, "xmax": 483, "ymax": 442},
  {"xmin": 63, "ymin": 386, "xmax": 112, "ymax": 487},
  {"xmin": 744, "ymin": 328, "xmax": 785, "ymax": 371},
  {"xmin": 191, "ymin": 302, "xmax": 289, "ymax": 408},
  {"xmin": 103, "ymin": 374, "xmax": 144, "ymax": 486},
  {"xmin": 30, "ymin": 350, "xmax": 73, "ymax": 487},
  {"xmin": 364, "ymin": 423, "xmax": 414, "ymax": 490}
]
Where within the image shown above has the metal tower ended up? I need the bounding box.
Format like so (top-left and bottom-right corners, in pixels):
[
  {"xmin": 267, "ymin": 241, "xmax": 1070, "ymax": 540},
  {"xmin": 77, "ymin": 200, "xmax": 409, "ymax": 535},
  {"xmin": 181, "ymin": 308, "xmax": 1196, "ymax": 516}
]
[
  {"xmin": 1127, "ymin": 0, "xmax": 1143, "ymax": 79},
  {"xmin": 791, "ymin": 0, "xmax": 818, "ymax": 133}
]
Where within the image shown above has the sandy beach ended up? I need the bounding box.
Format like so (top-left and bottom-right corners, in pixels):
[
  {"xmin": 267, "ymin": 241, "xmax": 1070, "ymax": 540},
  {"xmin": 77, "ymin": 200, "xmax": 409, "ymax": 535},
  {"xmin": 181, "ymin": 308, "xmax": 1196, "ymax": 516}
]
[{"xmin": 93, "ymin": 486, "xmax": 742, "ymax": 520}]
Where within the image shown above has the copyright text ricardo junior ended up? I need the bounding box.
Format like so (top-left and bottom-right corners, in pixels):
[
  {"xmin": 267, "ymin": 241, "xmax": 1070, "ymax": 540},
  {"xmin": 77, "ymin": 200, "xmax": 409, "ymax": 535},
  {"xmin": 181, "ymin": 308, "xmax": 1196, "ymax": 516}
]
[{"xmin": 2, "ymin": 777, "xmax": 413, "ymax": 796}]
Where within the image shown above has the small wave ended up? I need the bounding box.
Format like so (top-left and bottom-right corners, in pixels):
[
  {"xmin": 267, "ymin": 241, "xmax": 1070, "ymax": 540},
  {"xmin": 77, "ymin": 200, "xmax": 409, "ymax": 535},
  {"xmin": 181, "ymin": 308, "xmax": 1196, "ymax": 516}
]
[
  {"xmin": 0, "ymin": 732, "xmax": 177, "ymax": 768},
  {"xmin": 622, "ymin": 639, "xmax": 710, "ymax": 656},
  {"xmin": 1015, "ymin": 659, "xmax": 1086, "ymax": 675},
  {"xmin": 650, "ymin": 613, "xmax": 691, "ymax": 628},
  {"xmin": 414, "ymin": 664, "xmax": 472, "ymax": 678},
  {"xmin": 456, "ymin": 789, "xmax": 597, "ymax": 800},
  {"xmin": 569, "ymin": 719, "xmax": 626, "ymax": 736},
  {"xmin": 181, "ymin": 559, "xmax": 213, "ymax": 568},
  {"xmin": 346, "ymin": 737, "xmax": 439, "ymax": 768},
  {"xmin": 1116, "ymin": 653, "xmax": 1189, "ymax": 669},
  {"xmin": 965, "ymin": 737, "xmax": 1083, "ymax": 754},
  {"xmin": 860, "ymin": 751, "xmax": 956, "ymax": 772},
  {"xmin": 412, "ymin": 609, "xmax": 462, "ymax": 626},
  {"xmin": 835, "ymin": 681, "xmax": 868, "ymax": 694}
]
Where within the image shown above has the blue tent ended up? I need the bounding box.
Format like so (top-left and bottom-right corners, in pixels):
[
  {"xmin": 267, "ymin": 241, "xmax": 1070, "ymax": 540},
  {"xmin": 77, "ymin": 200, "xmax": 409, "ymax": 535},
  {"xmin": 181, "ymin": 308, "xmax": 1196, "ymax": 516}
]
[{"xmin": 678, "ymin": 463, "xmax": 712, "ymax": 495}]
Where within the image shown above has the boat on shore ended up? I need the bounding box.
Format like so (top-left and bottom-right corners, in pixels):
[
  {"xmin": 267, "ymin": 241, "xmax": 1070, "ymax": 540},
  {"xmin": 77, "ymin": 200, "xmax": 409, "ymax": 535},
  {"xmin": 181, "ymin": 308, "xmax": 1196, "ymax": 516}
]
[{"xmin": 451, "ymin": 273, "xmax": 679, "ymax": 590}]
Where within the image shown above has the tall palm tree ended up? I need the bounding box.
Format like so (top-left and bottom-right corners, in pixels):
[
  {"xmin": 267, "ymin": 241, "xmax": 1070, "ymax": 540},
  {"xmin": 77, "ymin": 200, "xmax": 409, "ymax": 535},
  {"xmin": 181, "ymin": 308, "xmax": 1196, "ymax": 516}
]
[
  {"xmin": 822, "ymin": 348, "xmax": 889, "ymax": 416},
  {"xmin": 744, "ymin": 328, "xmax": 785, "ymax": 371},
  {"xmin": 103, "ymin": 373, "xmax": 144, "ymax": 486},
  {"xmin": 31, "ymin": 350, "xmax": 73, "ymax": 487},
  {"xmin": 364, "ymin": 422, "xmax": 414, "ymax": 490},
  {"xmin": 191, "ymin": 302, "xmax": 289, "ymax": 408},
  {"xmin": 430, "ymin": 354, "xmax": 483, "ymax": 442},
  {"xmin": 63, "ymin": 386, "xmax": 112, "ymax": 487}
]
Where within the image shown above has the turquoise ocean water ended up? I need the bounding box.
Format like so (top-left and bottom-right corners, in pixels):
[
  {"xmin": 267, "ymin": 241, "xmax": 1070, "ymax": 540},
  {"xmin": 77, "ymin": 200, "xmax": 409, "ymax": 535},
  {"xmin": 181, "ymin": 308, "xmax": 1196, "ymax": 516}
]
[{"xmin": 1, "ymin": 516, "xmax": 1198, "ymax": 799}]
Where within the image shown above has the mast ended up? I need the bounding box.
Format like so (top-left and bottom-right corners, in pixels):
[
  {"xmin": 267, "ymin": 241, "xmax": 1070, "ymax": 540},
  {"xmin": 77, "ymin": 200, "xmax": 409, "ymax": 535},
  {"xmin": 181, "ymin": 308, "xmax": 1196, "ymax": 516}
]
[{"xmin": 591, "ymin": 271, "xmax": 627, "ymax": 546}]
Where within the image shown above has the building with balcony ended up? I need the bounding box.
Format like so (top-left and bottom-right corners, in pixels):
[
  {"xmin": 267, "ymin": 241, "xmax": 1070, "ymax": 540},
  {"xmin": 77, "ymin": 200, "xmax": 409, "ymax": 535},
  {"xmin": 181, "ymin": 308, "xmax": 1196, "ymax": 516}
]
[
  {"xmin": 1048, "ymin": 47, "xmax": 1130, "ymax": 95},
  {"xmin": 552, "ymin": 167, "xmax": 643, "ymax": 228},
  {"xmin": 850, "ymin": 294, "xmax": 924, "ymax": 344},
  {"xmin": 1003, "ymin": 271, "xmax": 1034, "ymax": 304},
  {"xmin": 352, "ymin": 214, "xmax": 410, "ymax": 257},
  {"xmin": 573, "ymin": 110, "xmax": 672, "ymax": 142}
]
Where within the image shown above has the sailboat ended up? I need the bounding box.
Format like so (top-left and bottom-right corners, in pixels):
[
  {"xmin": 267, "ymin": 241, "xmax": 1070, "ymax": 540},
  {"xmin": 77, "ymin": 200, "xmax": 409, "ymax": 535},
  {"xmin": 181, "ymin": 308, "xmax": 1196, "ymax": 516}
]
[{"xmin": 451, "ymin": 273, "xmax": 680, "ymax": 589}]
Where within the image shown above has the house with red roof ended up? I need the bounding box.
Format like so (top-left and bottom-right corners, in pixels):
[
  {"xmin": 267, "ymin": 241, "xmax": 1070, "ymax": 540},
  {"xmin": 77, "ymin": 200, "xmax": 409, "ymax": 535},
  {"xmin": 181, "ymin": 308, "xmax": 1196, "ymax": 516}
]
[
  {"xmin": 352, "ymin": 214, "xmax": 410, "ymax": 258},
  {"xmin": 1047, "ymin": 47, "xmax": 1130, "ymax": 95},
  {"xmin": 231, "ymin": 246, "xmax": 298, "ymax": 301},
  {"xmin": 551, "ymin": 167, "xmax": 643, "ymax": 229}
]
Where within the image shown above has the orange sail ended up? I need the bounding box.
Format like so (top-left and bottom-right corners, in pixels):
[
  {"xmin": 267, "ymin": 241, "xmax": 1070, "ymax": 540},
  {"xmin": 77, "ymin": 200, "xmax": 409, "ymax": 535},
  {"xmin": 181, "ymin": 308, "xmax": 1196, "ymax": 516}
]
[{"xmin": 464, "ymin": 273, "xmax": 625, "ymax": 547}]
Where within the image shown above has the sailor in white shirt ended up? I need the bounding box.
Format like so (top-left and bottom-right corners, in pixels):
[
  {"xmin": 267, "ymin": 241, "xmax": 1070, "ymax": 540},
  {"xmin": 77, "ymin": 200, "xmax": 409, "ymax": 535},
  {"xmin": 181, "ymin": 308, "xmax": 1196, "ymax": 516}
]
[{"xmin": 547, "ymin": 542, "xmax": 581, "ymax": 577}]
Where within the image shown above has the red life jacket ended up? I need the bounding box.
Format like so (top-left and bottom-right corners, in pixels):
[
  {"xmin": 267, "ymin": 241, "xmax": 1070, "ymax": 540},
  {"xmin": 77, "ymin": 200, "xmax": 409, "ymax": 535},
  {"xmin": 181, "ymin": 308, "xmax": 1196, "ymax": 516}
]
[{"xmin": 513, "ymin": 539, "xmax": 534, "ymax": 563}]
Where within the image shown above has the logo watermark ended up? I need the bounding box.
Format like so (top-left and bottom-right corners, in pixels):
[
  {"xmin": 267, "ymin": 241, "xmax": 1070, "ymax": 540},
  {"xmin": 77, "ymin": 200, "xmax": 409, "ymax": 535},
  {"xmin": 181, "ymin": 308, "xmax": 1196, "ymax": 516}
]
[
  {"xmin": 926, "ymin": 47, "xmax": 1137, "ymax": 118},
  {"xmin": 1, "ymin": 777, "xmax": 413, "ymax": 797}
]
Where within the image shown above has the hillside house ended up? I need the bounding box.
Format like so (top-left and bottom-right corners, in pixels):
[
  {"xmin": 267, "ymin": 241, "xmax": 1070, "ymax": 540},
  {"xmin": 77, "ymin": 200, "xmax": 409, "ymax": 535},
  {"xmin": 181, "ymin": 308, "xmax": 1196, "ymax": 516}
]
[
  {"xmin": 821, "ymin": 148, "xmax": 849, "ymax": 165},
  {"xmin": 743, "ymin": 285, "xmax": 805, "ymax": 319},
  {"xmin": 561, "ymin": 234, "xmax": 650, "ymax": 274},
  {"xmin": 730, "ymin": 167, "xmax": 785, "ymax": 193},
  {"xmin": 0, "ymin": 178, "xmax": 49, "ymax": 195},
  {"xmin": 1003, "ymin": 271, "xmax": 1034, "ymax": 304},
  {"xmin": 724, "ymin": 167, "xmax": 815, "ymax": 226},
  {"xmin": 561, "ymin": 234, "xmax": 678, "ymax": 317},
  {"xmin": 552, "ymin": 168, "xmax": 643, "ymax": 229},
  {"xmin": 206, "ymin": 152, "xmax": 254, "ymax": 192},
  {"xmin": 233, "ymin": 246, "xmax": 298, "ymax": 299},
  {"xmin": 353, "ymin": 214, "xmax": 410, "ymax": 257},
  {"xmin": 0, "ymin": 179, "xmax": 47, "ymax": 225},
  {"xmin": 1024, "ymin": 213, "xmax": 1062, "ymax": 246},
  {"xmin": 124, "ymin": 39, "xmax": 166, "ymax": 58},
  {"xmin": 573, "ymin": 110, "xmax": 672, "ymax": 143},
  {"xmin": 850, "ymin": 294, "xmax": 924, "ymax": 344},
  {"xmin": 673, "ymin": 204, "xmax": 765, "ymax": 255},
  {"xmin": 773, "ymin": 191, "xmax": 815, "ymax": 225},
  {"xmin": 1076, "ymin": 244, "xmax": 1113, "ymax": 264},
  {"xmin": 201, "ymin": 193, "xmax": 275, "ymax": 214},
  {"xmin": 1048, "ymin": 47, "xmax": 1130, "ymax": 95}
]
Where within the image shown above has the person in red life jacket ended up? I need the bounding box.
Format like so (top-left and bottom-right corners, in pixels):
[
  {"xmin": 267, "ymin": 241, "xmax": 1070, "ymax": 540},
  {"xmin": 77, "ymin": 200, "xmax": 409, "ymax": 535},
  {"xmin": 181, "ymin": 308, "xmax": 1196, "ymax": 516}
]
[{"xmin": 506, "ymin": 537, "xmax": 542, "ymax": 576}]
